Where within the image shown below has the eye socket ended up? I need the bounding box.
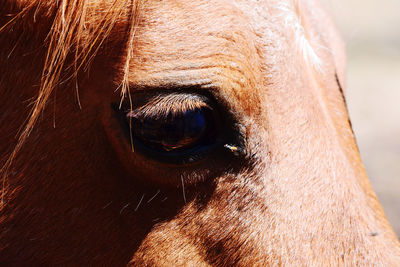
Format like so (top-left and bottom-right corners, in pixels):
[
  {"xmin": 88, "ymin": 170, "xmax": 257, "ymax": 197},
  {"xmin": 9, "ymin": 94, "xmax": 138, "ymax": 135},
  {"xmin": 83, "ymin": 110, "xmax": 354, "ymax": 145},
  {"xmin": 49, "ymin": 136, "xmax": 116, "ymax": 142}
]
[
  {"xmin": 124, "ymin": 94, "xmax": 220, "ymax": 163},
  {"xmin": 108, "ymin": 91, "xmax": 246, "ymax": 186}
]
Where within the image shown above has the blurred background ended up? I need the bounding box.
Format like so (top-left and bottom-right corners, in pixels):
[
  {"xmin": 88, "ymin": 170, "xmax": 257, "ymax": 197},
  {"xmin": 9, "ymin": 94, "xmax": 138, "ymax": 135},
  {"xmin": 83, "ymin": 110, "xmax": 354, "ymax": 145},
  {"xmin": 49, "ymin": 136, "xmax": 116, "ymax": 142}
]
[{"xmin": 322, "ymin": 0, "xmax": 400, "ymax": 236}]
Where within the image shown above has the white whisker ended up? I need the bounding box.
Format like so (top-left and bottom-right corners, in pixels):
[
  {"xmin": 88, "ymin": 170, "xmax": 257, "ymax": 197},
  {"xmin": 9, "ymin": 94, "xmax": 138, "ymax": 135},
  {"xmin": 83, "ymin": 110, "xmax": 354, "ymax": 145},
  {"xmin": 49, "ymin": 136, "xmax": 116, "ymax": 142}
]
[
  {"xmin": 147, "ymin": 189, "xmax": 160, "ymax": 203},
  {"xmin": 181, "ymin": 176, "xmax": 187, "ymax": 204},
  {"xmin": 102, "ymin": 201, "xmax": 113, "ymax": 209},
  {"xmin": 119, "ymin": 203, "xmax": 130, "ymax": 214},
  {"xmin": 134, "ymin": 194, "xmax": 145, "ymax": 212}
]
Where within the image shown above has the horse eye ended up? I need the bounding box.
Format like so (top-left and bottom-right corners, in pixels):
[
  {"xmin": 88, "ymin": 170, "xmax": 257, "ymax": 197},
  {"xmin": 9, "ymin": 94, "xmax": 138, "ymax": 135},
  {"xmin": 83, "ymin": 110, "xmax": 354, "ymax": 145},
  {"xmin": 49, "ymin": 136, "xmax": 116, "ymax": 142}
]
[{"xmin": 126, "ymin": 106, "xmax": 218, "ymax": 162}]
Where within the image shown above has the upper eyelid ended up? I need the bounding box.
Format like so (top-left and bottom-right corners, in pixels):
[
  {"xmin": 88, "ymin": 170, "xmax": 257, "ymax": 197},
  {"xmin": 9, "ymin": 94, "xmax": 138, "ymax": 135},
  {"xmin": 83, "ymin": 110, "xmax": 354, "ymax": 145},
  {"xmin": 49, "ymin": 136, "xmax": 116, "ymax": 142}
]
[{"xmin": 127, "ymin": 93, "xmax": 212, "ymax": 119}]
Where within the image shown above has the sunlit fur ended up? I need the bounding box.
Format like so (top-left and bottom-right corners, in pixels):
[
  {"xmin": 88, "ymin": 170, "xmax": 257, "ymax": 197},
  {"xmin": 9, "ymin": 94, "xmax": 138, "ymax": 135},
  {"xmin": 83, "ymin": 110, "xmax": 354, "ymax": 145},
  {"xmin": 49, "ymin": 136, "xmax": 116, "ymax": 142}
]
[
  {"xmin": 278, "ymin": 0, "xmax": 323, "ymax": 71},
  {"xmin": 0, "ymin": 0, "xmax": 399, "ymax": 265}
]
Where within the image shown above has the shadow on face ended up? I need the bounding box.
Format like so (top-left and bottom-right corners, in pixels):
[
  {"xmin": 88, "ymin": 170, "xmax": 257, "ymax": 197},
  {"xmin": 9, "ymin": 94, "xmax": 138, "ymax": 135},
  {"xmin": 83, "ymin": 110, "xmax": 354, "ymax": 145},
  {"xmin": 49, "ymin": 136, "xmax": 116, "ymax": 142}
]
[{"xmin": 0, "ymin": 0, "xmax": 399, "ymax": 266}]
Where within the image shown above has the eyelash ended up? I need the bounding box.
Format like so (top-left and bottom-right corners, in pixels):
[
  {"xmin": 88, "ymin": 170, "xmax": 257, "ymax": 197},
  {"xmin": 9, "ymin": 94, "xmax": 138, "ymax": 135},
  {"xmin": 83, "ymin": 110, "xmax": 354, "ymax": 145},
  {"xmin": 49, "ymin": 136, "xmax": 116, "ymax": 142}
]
[{"xmin": 125, "ymin": 93, "xmax": 211, "ymax": 120}]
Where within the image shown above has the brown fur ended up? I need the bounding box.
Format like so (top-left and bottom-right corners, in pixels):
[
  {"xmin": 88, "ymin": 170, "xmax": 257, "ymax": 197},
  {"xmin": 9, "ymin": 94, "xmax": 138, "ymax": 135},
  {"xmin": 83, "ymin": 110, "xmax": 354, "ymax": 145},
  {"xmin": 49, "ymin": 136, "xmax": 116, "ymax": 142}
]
[{"xmin": 0, "ymin": 0, "xmax": 399, "ymax": 266}]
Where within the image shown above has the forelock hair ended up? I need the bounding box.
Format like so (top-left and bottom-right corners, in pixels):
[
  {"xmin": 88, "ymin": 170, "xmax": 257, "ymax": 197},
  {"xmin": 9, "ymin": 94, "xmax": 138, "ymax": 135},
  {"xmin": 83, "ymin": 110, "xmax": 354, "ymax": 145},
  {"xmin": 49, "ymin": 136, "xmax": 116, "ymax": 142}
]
[{"xmin": 0, "ymin": 0, "xmax": 142, "ymax": 205}]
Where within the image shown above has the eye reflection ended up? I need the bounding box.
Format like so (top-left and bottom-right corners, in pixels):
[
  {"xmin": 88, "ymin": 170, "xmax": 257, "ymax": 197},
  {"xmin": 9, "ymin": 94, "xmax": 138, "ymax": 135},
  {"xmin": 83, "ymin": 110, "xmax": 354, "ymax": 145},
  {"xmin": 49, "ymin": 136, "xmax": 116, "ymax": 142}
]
[{"xmin": 127, "ymin": 107, "xmax": 216, "ymax": 154}]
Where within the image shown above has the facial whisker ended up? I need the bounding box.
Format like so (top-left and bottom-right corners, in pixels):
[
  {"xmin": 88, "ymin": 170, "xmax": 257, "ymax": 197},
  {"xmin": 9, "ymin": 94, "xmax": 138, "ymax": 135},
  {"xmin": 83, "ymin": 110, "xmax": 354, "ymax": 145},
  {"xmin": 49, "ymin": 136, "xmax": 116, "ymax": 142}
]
[
  {"xmin": 134, "ymin": 194, "xmax": 145, "ymax": 212},
  {"xmin": 147, "ymin": 189, "xmax": 160, "ymax": 203}
]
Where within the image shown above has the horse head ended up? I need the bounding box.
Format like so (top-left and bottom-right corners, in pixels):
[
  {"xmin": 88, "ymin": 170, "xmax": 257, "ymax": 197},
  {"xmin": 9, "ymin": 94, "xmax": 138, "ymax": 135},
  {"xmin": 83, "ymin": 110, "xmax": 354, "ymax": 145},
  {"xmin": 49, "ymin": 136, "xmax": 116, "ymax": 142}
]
[{"xmin": 1, "ymin": 0, "xmax": 399, "ymax": 265}]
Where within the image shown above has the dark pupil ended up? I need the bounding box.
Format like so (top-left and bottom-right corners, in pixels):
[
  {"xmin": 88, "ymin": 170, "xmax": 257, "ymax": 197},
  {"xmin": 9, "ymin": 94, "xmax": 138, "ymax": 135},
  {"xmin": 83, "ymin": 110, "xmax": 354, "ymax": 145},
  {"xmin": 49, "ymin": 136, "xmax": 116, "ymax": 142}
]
[{"xmin": 130, "ymin": 108, "xmax": 212, "ymax": 152}]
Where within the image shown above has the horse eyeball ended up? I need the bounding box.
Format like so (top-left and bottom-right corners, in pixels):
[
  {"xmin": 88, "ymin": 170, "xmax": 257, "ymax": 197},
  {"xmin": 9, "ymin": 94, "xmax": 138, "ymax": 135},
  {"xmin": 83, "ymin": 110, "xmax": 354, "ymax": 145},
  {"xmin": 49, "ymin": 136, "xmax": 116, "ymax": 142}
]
[{"xmin": 127, "ymin": 107, "xmax": 217, "ymax": 154}]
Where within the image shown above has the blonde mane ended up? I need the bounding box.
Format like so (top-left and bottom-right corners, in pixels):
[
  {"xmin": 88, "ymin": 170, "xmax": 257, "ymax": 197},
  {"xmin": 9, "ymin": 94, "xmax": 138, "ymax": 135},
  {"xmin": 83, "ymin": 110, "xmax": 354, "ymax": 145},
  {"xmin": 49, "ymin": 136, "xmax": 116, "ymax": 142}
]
[{"xmin": 0, "ymin": 0, "xmax": 142, "ymax": 205}]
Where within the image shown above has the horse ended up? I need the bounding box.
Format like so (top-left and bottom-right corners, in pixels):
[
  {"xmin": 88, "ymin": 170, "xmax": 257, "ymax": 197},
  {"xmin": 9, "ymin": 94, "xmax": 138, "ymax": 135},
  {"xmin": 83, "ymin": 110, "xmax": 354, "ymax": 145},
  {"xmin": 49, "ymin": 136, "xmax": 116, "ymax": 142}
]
[{"xmin": 0, "ymin": 0, "xmax": 399, "ymax": 265}]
